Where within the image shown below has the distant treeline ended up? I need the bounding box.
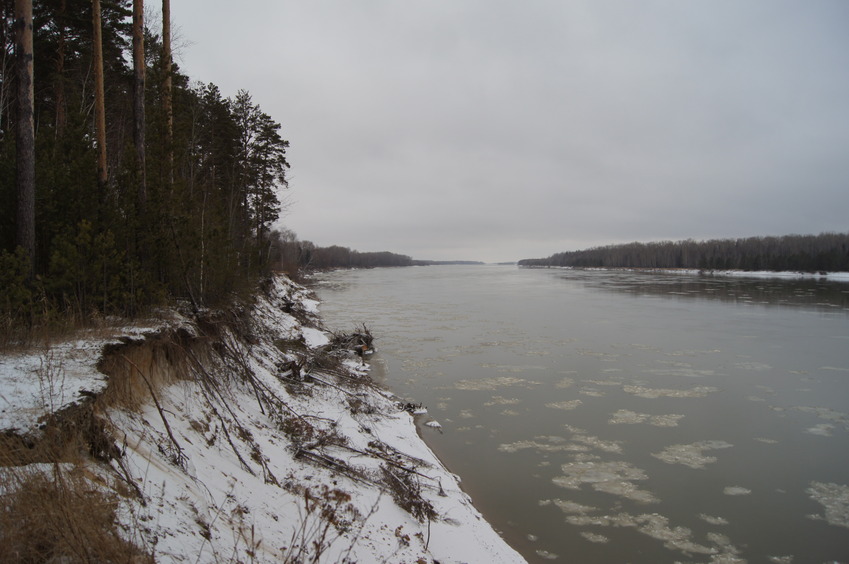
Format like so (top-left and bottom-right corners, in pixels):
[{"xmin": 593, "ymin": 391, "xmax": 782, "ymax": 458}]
[
  {"xmin": 267, "ymin": 230, "xmax": 486, "ymax": 273},
  {"xmin": 518, "ymin": 233, "xmax": 849, "ymax": 272},
  {"xmin": 268, "ymin": 232, "xmax": 415, "ymax": 273}
]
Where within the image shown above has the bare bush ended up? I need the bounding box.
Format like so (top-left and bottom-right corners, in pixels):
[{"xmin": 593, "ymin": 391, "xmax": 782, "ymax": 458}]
[{"xmin": 381, "ymin": 464, "xmax": 437, "ymax": 522}]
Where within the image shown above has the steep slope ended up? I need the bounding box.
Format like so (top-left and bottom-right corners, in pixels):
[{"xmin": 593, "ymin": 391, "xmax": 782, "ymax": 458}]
[{"xmin": 1, "ymin": 275, "xmax": 526, "ymax": 563}]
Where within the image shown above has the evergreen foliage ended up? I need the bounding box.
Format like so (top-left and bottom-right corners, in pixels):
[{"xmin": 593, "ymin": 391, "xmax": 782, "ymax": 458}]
[
  {"xmin": 1, "ymin": 0, "xmax": 290, "ymax": 324},
  {"xmin": 519, "ymin": 233, "xmax": 849, "ymax": 272}
]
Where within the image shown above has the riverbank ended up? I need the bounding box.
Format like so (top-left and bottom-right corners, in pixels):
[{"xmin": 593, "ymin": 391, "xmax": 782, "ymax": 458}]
[
  {"xmin": 0, "ymin": 274, "xmax": 526, "ymax": 563},
  {"xmin": 519, "ymin": 265, "xmax": 849, "ymax": 282}
]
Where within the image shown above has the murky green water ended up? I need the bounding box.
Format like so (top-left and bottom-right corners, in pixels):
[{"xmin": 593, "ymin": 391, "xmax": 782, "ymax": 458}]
[{"xmin": 311, "ymin": 266, "xmax": 849, "ymax": 563}]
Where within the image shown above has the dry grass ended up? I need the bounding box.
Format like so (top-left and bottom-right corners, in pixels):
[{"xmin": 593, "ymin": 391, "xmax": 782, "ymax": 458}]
[
  {"xmin": 0, "ymin": 287, "xmax": 383, "ymax": 563},
  {"xmin": 97, "ymin": 328, "xmax": 200, "ymax": 411},
  {"xmin": 0, "ymin": 456, "xmax": 152, "ymax": 563}
]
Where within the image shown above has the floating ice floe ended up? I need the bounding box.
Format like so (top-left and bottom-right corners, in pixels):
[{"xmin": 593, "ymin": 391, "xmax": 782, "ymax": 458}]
[
  {"xmin": 555, "ymin": 376, "xmax": 576, "ymax": 388},
  {"xmin": 453, "ymin": 375, "xmax": 538, "ymax": 390},
  {"xmin": 580, "ymin": 531, "xmax": 610, "ymax": 544},
  {"xmin": 723, "ymin": 486, "xmax": 752, "ymax": 496},
  {"xmin": 540, "ymin": 498, "xmax": 599, "ymax": 515},
  {"xmin": 794, "ymin": 406, "xmax": 849, "ymax": 430},
  {"xmin": 622, "ymin": 385, "xmax": 719, "ymax": 399},
  {"xmin": 545, "ymin": 399, "xmax": 583, "ymax": 410},
  {"xmin": 499, "ymin": 439, "xmax": 589, "ymax": 454},
  {"xmin": 570, "ymin": 433, "xmax": 623, "ymax": 454},
  {"xmin": 735, "ymin": 361, "xmax": 772, "ymax": 371},
  {"xmin": 483, "ymin": 395, "xmax": 521, "ymax": 406},
  {"xmin": 652, "ymin": 440, "xmax": 733, "ymax": 469},
  {"xmin": 425, "ymin": 420, "xmax": 442, "ymax": 429},
  {"xmin": 552, "ymin": 460, "xmax": 659, "ymax": 504},
  {"xmin": 768, "ymin": 556, "xmax": 794, "ymax": 563},
  {"xmin": 583, "ymin": 378, "xmax": 623, "ymax": 386},
  {"xmin": 564, "ymin": 510, "xmax": 741, "ymax": 558},
  {"xmin": 699, "ymin": 513, "xmax": 729, "ymax": 525},
  {"xmin": 806, "ymin": 481, "xmax": 849, "ymax": 529},
  {"xmin": 806, "ymin": 423, "xmax": 834, "ymax": 436},
  {"xmin": 608, "ymin": 409, "xmax": 684, "ymax": 427}
]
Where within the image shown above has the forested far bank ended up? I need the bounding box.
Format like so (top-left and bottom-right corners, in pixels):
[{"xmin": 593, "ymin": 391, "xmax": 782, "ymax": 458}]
[
  {"xmin": 267, "ymin": 230, "xmax": 485, "ymax": 273},
  {"xmin": 518, "ymin": 233, "xmax": 849, "ymax": 272},
  {"xmin": 1, "ymin": 0, "xmax": 290, "ymax": 329},
  {"xmin": 268, "ymin": 231, "xmax": 415, "ymax": 272}
]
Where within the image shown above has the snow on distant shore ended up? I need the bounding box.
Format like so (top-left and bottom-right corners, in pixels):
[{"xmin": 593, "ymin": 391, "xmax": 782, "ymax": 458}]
[
  {"xmin": 547, "ymin": 266, "xmax": 849, "ymax": 281},
  {"xmin": 1, "ymin": 276, "xmax": 527, "ymax": 563}
]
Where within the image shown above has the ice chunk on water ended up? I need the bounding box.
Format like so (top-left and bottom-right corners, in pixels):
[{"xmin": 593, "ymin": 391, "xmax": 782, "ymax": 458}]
[
  {"xmin": 552, "ymin": 460, "xmax": 659, "ymax": 504},
  {"xmin": 608, "ymin": 409, "xmax": 684, "ymax": 427},
  {"xmin": 622, "ymin": 385, "xmax": 718, "ymax": 399},
  {"xmin": 807, "ymin": 481, "xmax": 849, "ymax": 529},
  {"xmin": 652, "ymin": 440, "xmax": 733, "ymax": 469},
  {"xmin": 545, "ymin": 400, "xmax": 583, "ymax": 410},
  {"xmin": 699, "ymin": 514, "xmax": 729, "ymax": 525},
  {"xmin": 580, "ymin": 531, "xmax": 610, "ymax": 544},
  {"xmin": 723, "ymin": 486, "xmax": 752, "ymax": 496}
]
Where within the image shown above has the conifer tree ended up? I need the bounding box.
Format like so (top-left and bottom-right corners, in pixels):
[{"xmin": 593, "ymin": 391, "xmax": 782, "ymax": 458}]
[
  {"xmin": 92, "ymin": 0, "xmax": 108, "ymax": 187},
  {"xmin": 13, "ymin": 0, "xmax": 34, "ymax": 271},
  {"xmin": 132, "ymin": 0, "xmax": 145, "ymax": 207}
]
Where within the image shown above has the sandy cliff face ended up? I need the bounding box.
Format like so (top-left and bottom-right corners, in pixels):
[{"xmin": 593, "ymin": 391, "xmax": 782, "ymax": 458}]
[{"xmin": 1, "ymin": 275, "xmax": 526, "ymax": 563}]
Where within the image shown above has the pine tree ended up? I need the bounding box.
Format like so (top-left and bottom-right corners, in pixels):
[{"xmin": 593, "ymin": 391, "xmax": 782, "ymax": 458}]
[
  {"xmin": 13, "ymin": 0, "xmax": 34, "ymax": 272},
  {"xmin": 132, "ymin": 0, "xmax": 145, "ymax": 207},
  {"xmin": 92, "ymin": 0, "xmax": 107, "ymax": 187}
]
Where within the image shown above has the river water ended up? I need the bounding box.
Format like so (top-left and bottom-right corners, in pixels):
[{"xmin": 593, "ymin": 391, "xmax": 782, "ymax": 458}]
[{"xmin": 311, "ymin": 265, "xmax": 849, "ymax": 563}]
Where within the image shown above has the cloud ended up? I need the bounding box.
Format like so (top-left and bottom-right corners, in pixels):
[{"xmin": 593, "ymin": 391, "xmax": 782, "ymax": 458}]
[{"xmin": 172, "ymin": 0, "xmax": 849, "ymax": 262}]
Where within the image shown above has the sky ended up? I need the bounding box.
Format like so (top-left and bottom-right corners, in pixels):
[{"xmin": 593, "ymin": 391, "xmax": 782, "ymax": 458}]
[{"xmin": 170, "ymin": 0, "xmax": 849, "ymax": 263}]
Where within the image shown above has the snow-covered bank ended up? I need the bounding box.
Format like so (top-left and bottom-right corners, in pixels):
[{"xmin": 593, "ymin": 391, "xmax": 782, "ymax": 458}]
[
  {"xmin": 528, "ymin": 265, "xmax": 849, "ymax": 282},
  {"xmin": 0, "ymin": 276, "xmax": 527, "ymax": 563}
]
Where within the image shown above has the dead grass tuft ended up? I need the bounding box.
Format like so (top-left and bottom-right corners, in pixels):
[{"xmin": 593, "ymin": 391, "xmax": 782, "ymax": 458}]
[
  {"xmin": 97, "ymin": 328, "xmax": 200, "ymax": 410},
  {"xmin": 0, "ymin": 462, "xmax": 152, "ymax": 563}
]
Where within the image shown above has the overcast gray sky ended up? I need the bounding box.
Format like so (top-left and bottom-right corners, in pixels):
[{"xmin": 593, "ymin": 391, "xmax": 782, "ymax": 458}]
[{"xmin": 171, "ymin": 0, "xmax": 849, "ymax": 263}]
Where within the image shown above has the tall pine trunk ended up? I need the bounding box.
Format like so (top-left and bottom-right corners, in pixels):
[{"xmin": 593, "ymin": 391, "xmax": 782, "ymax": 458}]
[
  {"xmin": 54, "ymin": 0, "xmax": 66, "ymax": 138},
  {"xmin": 132, "ymin": 0, "xmax": 146, "ymax": 207},
  {"xmin": 14, "ymin": 0, "xmax": 35, "ymax": 270},
  {"xmin": 162, "ymin": 0, "xmax": 173, "ymax": 185},
  {"xmin": 92, "ymin": 0, "xmax": 108, "ymax": 187}
]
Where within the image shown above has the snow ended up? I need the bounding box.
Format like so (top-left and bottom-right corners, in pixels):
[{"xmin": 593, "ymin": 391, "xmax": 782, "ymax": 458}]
[
  {"xmin": 0, "ymin": 323, "xmax": 167, "ymax": 432},
  {"xmin": 564, "ymin": 266, "xmax": 849, "ymax": 282},
  {"xmin": 1, "ymin": 275, "xmax": 527, "ymax": 563},
  {"xmin": 301, "ymin": 326, "xmax": 330, "ymax": 348}
]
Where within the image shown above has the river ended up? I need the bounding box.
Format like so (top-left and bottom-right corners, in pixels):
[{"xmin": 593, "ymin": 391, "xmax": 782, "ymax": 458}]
[{"xmin": 311, "ymin": 265, "xmax": 849, "ymax": 563}]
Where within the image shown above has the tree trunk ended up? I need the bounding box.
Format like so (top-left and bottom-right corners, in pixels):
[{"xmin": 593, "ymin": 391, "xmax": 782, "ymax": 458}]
[
  {"xmin": 162, "ymin": 0, "xmax": 173, "ymax": 185},
  {"xmin": 14, "ymin": 0, "xmax": 35, "ymax": 269},
  {"xmin": 54, "ymin": 0, "xmax": 66, "ymax": 137},
  {"xmin": 132, "ymin": 0, "xmax": 146, "ymax": 207},
  {"xmin": 92, "ymin": 0, "xmax": 108, "ymax": 187}
]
